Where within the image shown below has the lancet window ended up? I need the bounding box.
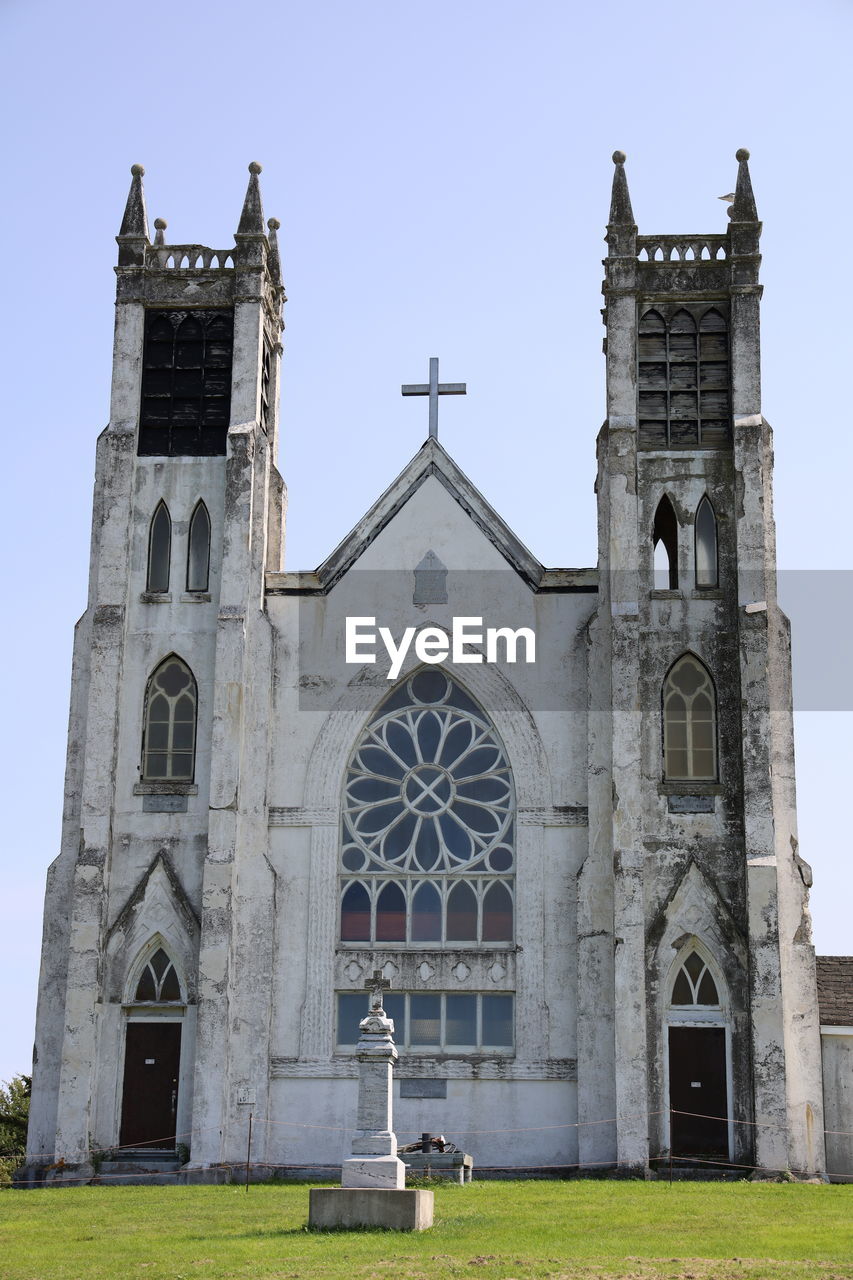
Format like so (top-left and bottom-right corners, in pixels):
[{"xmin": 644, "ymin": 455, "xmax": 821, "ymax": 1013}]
[
  {"xmin": 653, "ymin": 494, "xmax": 678, "ymax": 589},
  {"xmin": 147, "ymin": 501, "xmax": 171, "ymax": 593},
  {"xmin": 695, "ymin": 496, "xmax": 718, "ymax": 588},
  {"xmin": 186, "ymin": 501, "xmax": 211, "ymax": 592}
]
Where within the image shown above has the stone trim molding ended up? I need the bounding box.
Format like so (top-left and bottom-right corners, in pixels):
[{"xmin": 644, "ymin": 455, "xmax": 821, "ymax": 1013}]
[
  {"xmin": 518, "ymin": 806, "xmax": 588, "ymax": 826},
  {"xmin": 269, "ymin": 806, "xmax": 339, "ymax": 827},
  {"xmin": 271, "ymin": 1057, "xmax": 577, "ymax": 1081}
]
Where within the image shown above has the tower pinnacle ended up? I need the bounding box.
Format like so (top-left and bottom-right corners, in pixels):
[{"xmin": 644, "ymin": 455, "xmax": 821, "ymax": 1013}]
[
  {"xmin": 729, "ymin": 147, "xmax": 758, "ymax": 222},
  {"xmin": 608, "ymin": 150, "xmax": 635, "ymax": 226},
  {"xmin": 237, "ymin": 161, "xmax": 266, "ymax": 236},
  {"xmin": 116, "ymin": 164, "xmax": 150, "ymax": 266},
  {"xmin": 267, "ymin": 217, "xmax": 283, "ymax": 285}
]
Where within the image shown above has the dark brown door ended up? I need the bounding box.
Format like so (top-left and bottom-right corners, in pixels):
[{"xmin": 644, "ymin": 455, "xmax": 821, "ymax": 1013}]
[
  {"xmin": 668, "ymin": 1026, "xmax": 728, "ymax": 1157},
  {"xmin": 120, "ymin": 1022, "xmax": 182, "ymax": 1149}
]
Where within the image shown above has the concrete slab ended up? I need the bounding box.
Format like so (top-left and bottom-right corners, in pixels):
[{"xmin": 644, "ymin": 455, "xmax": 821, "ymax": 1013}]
[{"xmin": 308, "ymin": 1188, "xmax": 434, "ymax": 1231}]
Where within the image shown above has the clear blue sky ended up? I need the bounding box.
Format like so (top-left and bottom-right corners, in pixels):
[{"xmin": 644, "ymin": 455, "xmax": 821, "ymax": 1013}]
[{"xmin": 1, "ymin": 0, "xmax": 850, "ymax": 1085}]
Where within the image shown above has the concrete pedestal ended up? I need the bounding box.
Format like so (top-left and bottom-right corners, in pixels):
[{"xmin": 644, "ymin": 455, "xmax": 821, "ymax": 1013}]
[{"xmin": 308, "ymin": 1188, "xmax": 434, "ymax": 1231}]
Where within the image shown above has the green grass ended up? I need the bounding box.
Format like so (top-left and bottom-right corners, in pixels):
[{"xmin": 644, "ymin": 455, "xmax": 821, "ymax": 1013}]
[{"xmin": 0, "ymin": 1181, "xmax": 851, "ymax": 1280}]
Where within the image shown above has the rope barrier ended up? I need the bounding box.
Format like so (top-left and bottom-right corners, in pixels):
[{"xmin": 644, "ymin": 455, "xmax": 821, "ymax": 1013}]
[
  {"xmin": 12, "ymin": 1150, "xmax": 853, "ymax": 1186},
  {"xmin": 17, "ymin": 1105, "xmax": 853, "ymax": 1180}
]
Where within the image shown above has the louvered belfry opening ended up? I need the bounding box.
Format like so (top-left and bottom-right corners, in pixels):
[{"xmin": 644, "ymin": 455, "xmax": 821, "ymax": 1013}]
[
  {"xmin": 638, "ymin": 305, "xmax": 730, "ymax": 450},
  {"xmin": 139, "ymin": 309, "xmax": 234, "ymax": 456}
]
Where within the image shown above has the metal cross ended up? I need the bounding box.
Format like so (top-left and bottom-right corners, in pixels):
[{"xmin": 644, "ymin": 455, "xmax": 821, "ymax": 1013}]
[
  {"xmin": 401, "ymin": 357, "xmax": 466, "ymax": 440},
  {"xmin": 368, "ymin": 969, "xmax": 391, "ymax": 1013}
]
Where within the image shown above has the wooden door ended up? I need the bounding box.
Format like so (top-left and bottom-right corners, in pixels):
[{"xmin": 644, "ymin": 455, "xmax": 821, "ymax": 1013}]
[
  {"xmin": 668, "ymin": 1025, "xmax": 728, "ymax": 1157},
  {"xmin": 119, "ymin": 1022, "xmax": 182, "ymax": 1149}
]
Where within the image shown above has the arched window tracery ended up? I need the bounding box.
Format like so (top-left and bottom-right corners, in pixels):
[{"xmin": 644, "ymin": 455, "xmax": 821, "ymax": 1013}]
[
  {"xmin": 663, "ymin": 654, "xmax": 717, "ymax": 781},
  {"xmin": 132, "ymin": 945, "xmax": 183, "ymax": 1003},
  {"xmin": 339, "ymin": 669, "xmax": 515, "ymax": 946},
  {"xmin": 141, "ymin": 656, "xmax": 197, "ymax": 781},
  {"xmin": 670, "ymin": 950, "xmax": 721, "ymax": 1007}
]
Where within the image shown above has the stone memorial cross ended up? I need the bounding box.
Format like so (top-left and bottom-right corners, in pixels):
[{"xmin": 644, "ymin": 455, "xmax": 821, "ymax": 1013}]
[{"xmin": 340, "ymin": 971, "xmax": 407, "ymax": 1189}]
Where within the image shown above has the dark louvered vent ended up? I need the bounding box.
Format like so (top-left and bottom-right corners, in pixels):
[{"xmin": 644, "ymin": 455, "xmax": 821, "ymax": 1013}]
[
  {"xmin": 638, "ymin": 305, "xmax": 730, "ymax": 450},
  {"xmin": 260, "ymin": 337, "xmax": 273, "ymax": 433},
  {"xmin": 139, "ymin": 310, "xmax": 233, "ymax": 456}
]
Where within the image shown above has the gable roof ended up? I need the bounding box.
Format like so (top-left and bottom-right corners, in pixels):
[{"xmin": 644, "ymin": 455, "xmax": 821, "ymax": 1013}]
[
  {"xmin": 816, "ymin": 956, "xmax": 853, "ymax": 1026},
  {"xmin": 312, "ymin": 438, "xmax": 544, "ymax": 590}
]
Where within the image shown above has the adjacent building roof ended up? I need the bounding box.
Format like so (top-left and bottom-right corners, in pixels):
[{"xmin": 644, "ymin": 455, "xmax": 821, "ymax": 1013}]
[{"xmin": 816, "ymin": 956, "xmax": 853, "ymax": 1026}]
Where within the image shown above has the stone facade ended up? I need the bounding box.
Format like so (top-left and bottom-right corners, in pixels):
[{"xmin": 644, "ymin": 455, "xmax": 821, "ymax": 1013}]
[{"xmin": 25, "ymin": 154, "xmax": 840, "ymax": 1183}]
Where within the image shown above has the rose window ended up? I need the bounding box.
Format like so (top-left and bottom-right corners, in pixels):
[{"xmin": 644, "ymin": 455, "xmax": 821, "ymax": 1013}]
[{"xmin": 342, "ymin": 669, "xmax": 514, "ymax": 875}]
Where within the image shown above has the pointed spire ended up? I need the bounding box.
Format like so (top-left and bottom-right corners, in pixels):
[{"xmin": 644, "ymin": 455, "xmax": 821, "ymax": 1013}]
[
  {"xmin": 116, "ymin": 164, "xmax": 150, "ymax": 266},
  {"xmin": 608, "ymin": 150, "xmax": 635, "ymax": 226},
  {"xmin": 237, "ymin": 161, "xmax": 266, "ymax": 235},
  {"xmin": 119, "ymin": 163, "xmax": 149, "ymax": 239},
  {"xmin": 729, "ymin": 147, "xmax": 758, "ymax": 221},
  {"xmin": 266, "ymin": 217, "xmax": 282, "ymax": 285}
]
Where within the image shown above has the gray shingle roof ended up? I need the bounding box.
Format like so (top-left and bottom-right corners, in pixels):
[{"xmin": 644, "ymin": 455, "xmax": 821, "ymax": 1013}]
[{"xmin": 816, "ymin": 956, "xmax": 853, "ymax": 1027}]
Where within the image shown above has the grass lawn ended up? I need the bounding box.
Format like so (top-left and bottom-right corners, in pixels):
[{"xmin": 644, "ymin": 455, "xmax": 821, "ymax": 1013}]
[{"xmin": 0, "ymin": 1181, "xmax": 851, "ymax": 1280}]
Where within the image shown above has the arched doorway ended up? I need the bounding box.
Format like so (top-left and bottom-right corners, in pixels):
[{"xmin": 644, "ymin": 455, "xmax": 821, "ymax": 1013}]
[
  {"xmin": 666, "ymin": 943, "xmax": 732, "ymax": 1159},
  {"xmin": 120, "ymin": 943, "xmax": 185, "ymax": 1150}
]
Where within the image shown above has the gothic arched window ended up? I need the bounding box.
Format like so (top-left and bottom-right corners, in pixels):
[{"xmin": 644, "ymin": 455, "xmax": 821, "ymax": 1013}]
[
  {"xmin": 663, "ymin": 655, "xmax": 717, "ymax": 781},
  {"xmin": 653, "ymin": 494, "xmax": 678, "ymax": 590},
  {"xmin": 695, "ymin": 496, "xmax": 718, "ymax": 589},
  {"xmin": 133, "ymin": 946, "xmax": 183, "ymax": 1003},
  {"xmin": 147, "ymin": 501, "xmax": 171, "ymax": 593},
  {"xmin": 671, "ymin": 950, "xmax": 720, "ymax": 1007},
  {"xmin": 186, "ymin": 501, "xmax": 211, "ymax": 592},
  {"xmin": 339, "ymin": 669, "xmax": 515, "ymax": 945},
  {"xmin": 142, "ymin": 656, "xmax": 197, "ymax": 781}
]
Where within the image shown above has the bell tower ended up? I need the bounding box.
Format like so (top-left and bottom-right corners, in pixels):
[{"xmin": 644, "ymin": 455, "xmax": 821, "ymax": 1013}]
[
  {"xmin": 28, "ymin": 163, "xmax": 286, "ymax": 1167},
  {"xmin": 582, "ymin": 150, "xmax": 825, "ymax": 1175}
]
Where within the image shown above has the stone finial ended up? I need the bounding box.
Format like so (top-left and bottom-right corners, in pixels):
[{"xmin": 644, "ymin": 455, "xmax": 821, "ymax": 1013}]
[
  {"xmin": 729, "ymin": 147, "xmax": 758, "ymax": 221},
  {"xmin": 608, "ymin": 150, "xmax": 635, "ymax": 226},
  {"xmin": 237, "ymin": 160, "xmax": 266, "ymax": 236},
  {"xmin": 119, "ymin": 163, "xmax": 149, "ymax": 240},
  {"xmin": 153, "ymin": 217, "xmax": 167, "ymax": 246},
  {"xmin": 266, "ymin": 216, "xmax": 283, "ymax": 284}
]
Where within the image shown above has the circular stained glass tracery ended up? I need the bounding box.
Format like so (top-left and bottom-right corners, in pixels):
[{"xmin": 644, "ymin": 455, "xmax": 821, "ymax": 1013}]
[{"xmin": 342, "ymin": 670, "xmax": 514, "ymax": 874}]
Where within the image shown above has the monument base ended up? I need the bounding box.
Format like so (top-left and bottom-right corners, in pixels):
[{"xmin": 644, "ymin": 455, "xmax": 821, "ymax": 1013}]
[
  {"xmin": 309, "ymin": 1188, "xmax": 434, "ymax": 1231},
  {"xmin": 341, "ymin": 1154, "xmax": 406, "ymax": 1188}
]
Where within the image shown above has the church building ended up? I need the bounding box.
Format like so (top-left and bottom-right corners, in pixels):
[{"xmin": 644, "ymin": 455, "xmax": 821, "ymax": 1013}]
[{"xmin": 25, "ymin": 152, "xmax": 849, "ymax": 1181}]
